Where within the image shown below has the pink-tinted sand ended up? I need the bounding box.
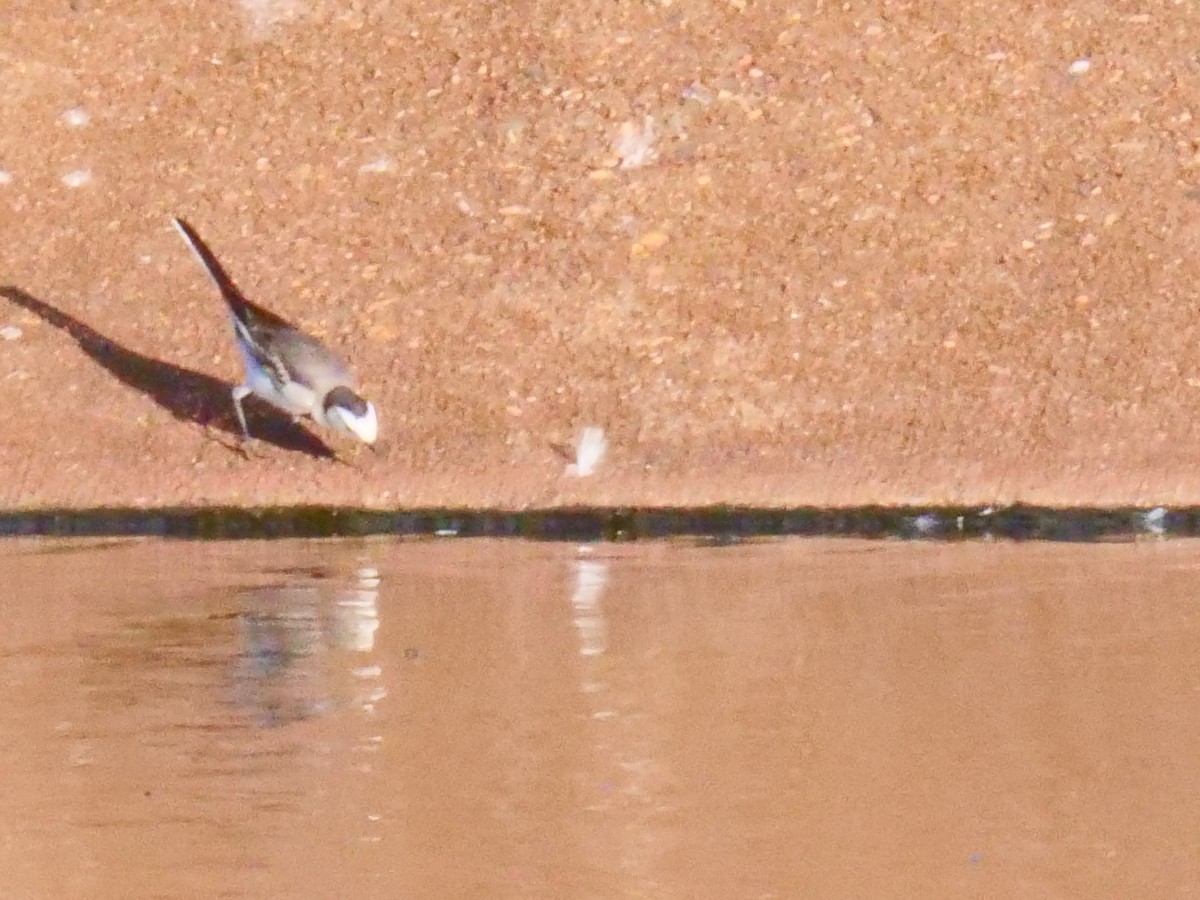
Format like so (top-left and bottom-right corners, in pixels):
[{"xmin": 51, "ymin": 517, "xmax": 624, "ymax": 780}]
[{"xmin": 4, "ymin": 2, "xmax": 1200, "ymax": 509}]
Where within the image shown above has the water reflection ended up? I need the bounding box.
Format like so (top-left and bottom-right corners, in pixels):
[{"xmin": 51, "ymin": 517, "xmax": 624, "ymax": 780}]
[
  {"xmin": 570, "ymin": 556, "xmax": 609, "ymax": 660},
  {"xmin": 233, "ymin": 565, "xmax": 383, "ymax": 727},
  {"xmin": 2, "ymin": 539, "xmax": 1200, "ymax": 898}
]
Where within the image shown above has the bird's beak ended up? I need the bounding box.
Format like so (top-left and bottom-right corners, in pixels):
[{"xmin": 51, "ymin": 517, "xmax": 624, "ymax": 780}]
[{"xmin": 336, "ymin": 400, "xmax": 378, "ymax": 446}]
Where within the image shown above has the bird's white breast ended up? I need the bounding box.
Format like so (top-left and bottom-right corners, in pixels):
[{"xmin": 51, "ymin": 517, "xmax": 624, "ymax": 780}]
[{"xmin": 237, "ymin": 341, "xmax": 317, "ymax": 417}]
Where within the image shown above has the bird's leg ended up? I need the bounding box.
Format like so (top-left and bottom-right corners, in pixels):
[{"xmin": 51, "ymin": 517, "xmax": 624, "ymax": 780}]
[{"xmin": 231, "ymin": 384, "xmax": 253, "ymax": 442}]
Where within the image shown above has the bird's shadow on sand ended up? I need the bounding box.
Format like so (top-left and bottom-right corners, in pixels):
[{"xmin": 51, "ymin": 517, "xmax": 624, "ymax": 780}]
[{"xmin": 1, "ymin": 286, "xmax": 335, "ymax": 459}]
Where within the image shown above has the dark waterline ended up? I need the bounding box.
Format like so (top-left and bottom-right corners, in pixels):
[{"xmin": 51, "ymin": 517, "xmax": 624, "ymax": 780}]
[{"xmin": 0, "ymin": 504, "xmax": 1186, "ymax": 542}]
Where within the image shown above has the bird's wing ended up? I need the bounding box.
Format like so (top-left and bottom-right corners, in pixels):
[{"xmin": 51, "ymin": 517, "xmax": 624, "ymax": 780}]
[
  {"xmin": 231, "ymin": 313, "xmax": 295, "ymax": 389},
  {"xmin": 257, "ymin": 325, "xmax": 353, "ymax": 393}
]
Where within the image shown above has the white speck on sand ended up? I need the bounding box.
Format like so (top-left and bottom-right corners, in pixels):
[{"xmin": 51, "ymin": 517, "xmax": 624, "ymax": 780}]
[
  {"xmin": 359, "ymin": 156, "xmax": 395, "ymax": 174},
  {"xmin": 61, "ymin": 107, "xmax": 90, "ymax": 127},
  {"xmin": 239, "ymin": 0, "xmax": 308, "ymax": 37},
  {"xmin": 61, "ymin": 170, "xmax": 91, "ymax": 188},
  {"xmin": 1068, "ymin": 58, "xmax": 1091, "ymax": 76},
  {"xmin": 615, "ymin": 116, "xmax": 657, "ymax": 169},
  {"xmin": 681, "ymin": 83, "xmax": 714, "ymax": 106},
  {"xmin": 567, "ymin": 426, "xmax": 607, "ymax": 477},
  {"xmin": 0, "ymin": 170, "xmax": 11, "ymax": 185},
  {"xmin": 454, "ymin": 193, "xmax": 475, "ymax": 216},
  {"xmin": 0, "ymin": 325, "xmax": 22, "ymax": 341}
]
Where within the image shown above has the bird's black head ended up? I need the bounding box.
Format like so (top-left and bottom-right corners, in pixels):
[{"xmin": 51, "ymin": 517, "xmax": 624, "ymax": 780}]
[
  {"xmin": 323, "ymin": 385, "xmax": 370, "ymax": 417},
  {"xmin": 322, "ymin": 385, "xmax": 378, "ymax": 445}
]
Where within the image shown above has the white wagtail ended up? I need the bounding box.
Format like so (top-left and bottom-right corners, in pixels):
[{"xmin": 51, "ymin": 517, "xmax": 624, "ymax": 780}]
[{"xmin": 172, "ymin": 218, "xmax": 378, "ymax": 447}]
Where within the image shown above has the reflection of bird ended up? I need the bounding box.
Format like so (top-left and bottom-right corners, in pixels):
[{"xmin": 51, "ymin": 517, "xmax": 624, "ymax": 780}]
[
  {"xmin": 235, "ymin": 602, "xmax": 329, "ymax": 728},
  {"xmin": 172, "ymin": 218, "xmax": 378, "ymax": 446}
]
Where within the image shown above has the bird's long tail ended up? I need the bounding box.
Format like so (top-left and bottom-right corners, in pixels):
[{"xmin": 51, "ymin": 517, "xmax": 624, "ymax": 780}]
[{"xmin": 172, "ymin": 217, "xmax": 254, "ymax": 323}]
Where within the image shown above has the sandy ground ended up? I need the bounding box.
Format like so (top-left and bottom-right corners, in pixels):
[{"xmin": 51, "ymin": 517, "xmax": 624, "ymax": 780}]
[{"xmin": 4, "ymin": 1, "xmax": 1200, "ymax": 510}]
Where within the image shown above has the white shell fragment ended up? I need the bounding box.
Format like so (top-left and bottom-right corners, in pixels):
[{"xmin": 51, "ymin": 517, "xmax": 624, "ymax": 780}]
[
  {"xmin": 0, "ymin": 325, "xmax": 22, "ymax": 341},
  {"xmin": 359, "ymin": 156, "xmax": 395, "ymax": 174},
  {"xmin": 61, "ymin": 170, "xmax": 92, "ymax": 188},
  {"xmin": 615, "ymin": 116, "xmax": 657, "ymax": 170},
  {"xmin": 61, "ymin": 107, "xmax": 90, "ymax": 127},
  {"xmin": 1067, "ymin": 58, "xmax": 1091, "ymax": 76},
  {"xmin": 566, "ymin": 426, "xmax": 607, "ymax": 477}
]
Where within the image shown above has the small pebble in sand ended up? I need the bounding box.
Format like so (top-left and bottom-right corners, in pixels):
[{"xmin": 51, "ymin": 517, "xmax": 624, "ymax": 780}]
[
  {"xmin": 0, "ymin": 170, "xmax": 12, "ymax": 185},
  {"xmin": 0, "ymin": 325, "xmax": 22, "ymax": 341},
  {"xmin": 1067, "ymin": 58, "xmax": 1091, "ymax": 76},
  {"xmin": 630, "ymin": 229, "xmax": 669, "ymax": 258},
  {"xmin": 61, "ymin": 107, "xmax": 90, "ymax": 127}
]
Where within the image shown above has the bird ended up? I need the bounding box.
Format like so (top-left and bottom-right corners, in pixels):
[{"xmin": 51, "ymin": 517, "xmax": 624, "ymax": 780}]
[{"xmin": 172, "ymin": 217, "xmax": 378, "ymax": 448}]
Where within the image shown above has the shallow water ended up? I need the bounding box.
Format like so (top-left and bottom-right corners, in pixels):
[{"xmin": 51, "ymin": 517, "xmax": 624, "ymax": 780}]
[{"xmin": 2, "ymin": 537, "xmax": 1199, "ymax": 898}]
